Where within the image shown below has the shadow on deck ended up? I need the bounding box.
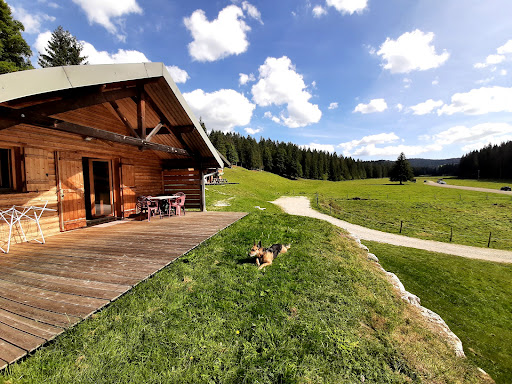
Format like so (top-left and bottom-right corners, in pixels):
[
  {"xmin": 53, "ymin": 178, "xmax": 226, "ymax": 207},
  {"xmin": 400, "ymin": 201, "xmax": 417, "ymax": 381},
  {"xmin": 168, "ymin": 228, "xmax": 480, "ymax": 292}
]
[{"xmin": 0, "ymin": 211, "xmax": 247, "ymax": 369}]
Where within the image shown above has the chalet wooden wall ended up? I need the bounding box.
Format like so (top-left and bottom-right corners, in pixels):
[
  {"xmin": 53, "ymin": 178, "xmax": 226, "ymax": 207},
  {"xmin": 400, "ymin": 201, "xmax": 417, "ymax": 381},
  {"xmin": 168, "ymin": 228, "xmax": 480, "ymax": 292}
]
[
  {"xmin": 163, "ymin": 169, "xmax": 203, "ymax": 210},
  {"xmin": 0, "ymin": 124, "xmax": 167, "ymax": 247}
]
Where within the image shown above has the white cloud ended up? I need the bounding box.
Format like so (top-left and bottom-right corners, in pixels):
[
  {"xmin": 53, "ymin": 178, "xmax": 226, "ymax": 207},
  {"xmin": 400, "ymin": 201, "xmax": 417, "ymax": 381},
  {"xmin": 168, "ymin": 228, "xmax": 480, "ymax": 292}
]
[
  {"xmin": 353, "ymin": 98, "xmax": 387, "ymax": 114},
  {"xmin": 409, "ymin": 99, "xmax": 443, "ymax": 115},
  {"xmin": 396, "ymin": 103, "xmax": 404, "ymax": 112},
  {"xmin": 251, "ymin": 56, "xmax": 322, "ymax": 128},
  {"xmin": 501, "ymin": 69, "xmax": 507, "ymax": 76},
  {"xmin": 431, "ymin": 123, "xmax": 512, "ymax": 147},
  {"xmin": 328, "ymin": 102, "xmax": 339, "ymax": 110},
  {"xmin": 239, "ymin": 72, "xmax": 256, "ymax": 85},
  {"xmin": 263, "ymin": 111, "xmax": 281, "ymax": 124},
  {"xmin": 432, "ymin": 78, "xmax": 439, "ymax": 86},
  {"xmin": 312, "ymin": 6, "xmax": 327, "ymax": 17},
  {"xmin": 326, "ymin": 0, "xmax": 368, "ymax": 15},
  {"xmin": 403, "ymin": 77, "xmax": 412, "ymax": 88},
  {"xmin": 302, "ymin": 143, "xmax": 335, "ymax": 153},
  {"xmin": 245, "ymin": 127, "xmax": 262, "ymax": 135},
  {"xmin": 165, "ymin": 65, "xmax": 190, "ymax": 84},
  {"xmin": 352, "ymin": 143, "xmax": 441, "ymax": 157},
  {"xmin": 71, "ymin": 0, "xmax": 142, "ymax": 40},
  {"xmin": 438, "ymin": 86, "xmax": 512, "ymax": 115},
  {"xmin": 338, "ymin": 132, "xmax": 399, "ymax": 155},
  {"xmin": 185, "ymin": 4, "xmax": 258, "ymax": 62},
  {"xmin": 10, "ymin": 6, "xmax": 55, "ymax": 34},
  {"xmin": 34, "ymin": 31, "xmax": 52, "ymax": 55},
  {"xmin": 183, "ymin": 89, "xmax": 255, "ymax": 132},
  {"xmin": 242, "ymin": 1, "xmax": 263, "ymax": 24},
  {"xmin": 497, "ymin": 39, "xmax": 512, "ymax": 55},
  {"xmin": 82, "ymin": 42, "xmax": 149, "ymax": 64},
  {"xmin": 474, "ymin": 54, "xmax": 505, "ymax": 69},
  {"xmin": 377, "ymin": 29, "xmax": 449, "ymax": 74}
]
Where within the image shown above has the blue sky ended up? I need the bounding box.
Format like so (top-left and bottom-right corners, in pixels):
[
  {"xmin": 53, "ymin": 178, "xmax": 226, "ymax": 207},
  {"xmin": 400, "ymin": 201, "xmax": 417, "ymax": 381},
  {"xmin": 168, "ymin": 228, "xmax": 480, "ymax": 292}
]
[{"xmin": 8, "ymin": 0, "xmax": 512, "ymax": 160}]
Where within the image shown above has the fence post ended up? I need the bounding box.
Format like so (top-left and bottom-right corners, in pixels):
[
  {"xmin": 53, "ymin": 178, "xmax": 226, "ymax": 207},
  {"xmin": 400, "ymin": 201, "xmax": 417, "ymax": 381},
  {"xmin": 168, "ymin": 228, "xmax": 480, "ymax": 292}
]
[
  {"xmin": 399, "ymin": 221, "xmax": 403, "ymax": 234},
  {"xmin": 316, "ymin": 192, "xmax": 319, "ymax": 207},
  {"xmin": 488, "ymin": 232, "xmax": 492, "ymax": 248},
  {"xmin": 450, "ymin": 227, "xmax": 453, "ymax": 242}
]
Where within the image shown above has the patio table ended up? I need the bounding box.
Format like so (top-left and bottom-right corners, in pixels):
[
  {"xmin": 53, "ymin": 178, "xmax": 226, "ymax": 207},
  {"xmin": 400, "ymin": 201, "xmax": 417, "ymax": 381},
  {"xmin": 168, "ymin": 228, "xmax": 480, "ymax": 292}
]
[{"xmin": 145, "ymin": 195, "xmax": 180, "ymax": 219}]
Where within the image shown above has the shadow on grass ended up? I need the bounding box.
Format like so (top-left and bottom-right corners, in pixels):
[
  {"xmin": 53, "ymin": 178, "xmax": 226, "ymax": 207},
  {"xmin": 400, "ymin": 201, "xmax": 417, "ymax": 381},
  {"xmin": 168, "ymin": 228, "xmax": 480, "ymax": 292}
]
[{"xmin": 237, "ymin": 256, "xmax": 256, "ymax": 265}]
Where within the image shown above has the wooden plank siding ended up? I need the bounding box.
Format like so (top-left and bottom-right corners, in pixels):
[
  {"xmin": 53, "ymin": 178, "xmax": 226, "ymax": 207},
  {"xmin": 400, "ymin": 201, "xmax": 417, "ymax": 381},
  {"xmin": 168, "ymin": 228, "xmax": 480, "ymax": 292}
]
[
  {"xmin": 0, "ymin": 211, "xmax": 247, "ymax": 369},
  {"xmin": 162, "ymin": 169, "xmax": 202, "ymax": 209}
]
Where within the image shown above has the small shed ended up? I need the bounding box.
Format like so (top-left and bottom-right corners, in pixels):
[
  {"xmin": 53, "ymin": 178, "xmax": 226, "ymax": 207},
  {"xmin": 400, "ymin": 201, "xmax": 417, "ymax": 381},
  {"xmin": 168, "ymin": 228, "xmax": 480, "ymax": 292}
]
[{"xmin": 0, "ymin": 63, "xmax": 224, "ymax": 243}]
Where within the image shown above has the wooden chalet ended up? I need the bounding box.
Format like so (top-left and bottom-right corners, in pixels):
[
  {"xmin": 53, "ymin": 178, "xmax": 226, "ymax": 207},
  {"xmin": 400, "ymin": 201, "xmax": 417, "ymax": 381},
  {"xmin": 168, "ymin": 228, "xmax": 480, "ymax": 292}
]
[{"xmin": 0, "ymin": 63, "xmax": 225, "ymax": 244}]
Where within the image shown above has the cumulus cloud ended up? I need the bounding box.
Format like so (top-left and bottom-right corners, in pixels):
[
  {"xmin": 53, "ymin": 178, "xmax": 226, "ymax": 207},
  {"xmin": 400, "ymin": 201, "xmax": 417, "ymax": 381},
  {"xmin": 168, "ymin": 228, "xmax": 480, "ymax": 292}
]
[
  {"xmin": 165, "ymin": 65, "xmax": 190, "ymax": 84},
  {"xmin": 497, "ymin": 39, "xmax": 512, "ymax": 55},
  {"xmin": 264, "ymin": 111, "xmax": 281, "ymax": 124},
  {"xmin": 377, "ymin": 29, "xmax": 449, "ymax": 74},
  {"xmin": 431, "ymin": 123, "xmax": 512, "ymax": 147},
  {"xmin": 183, "ymin": 89, "xmax": 255, "ymax": 132},
  {"xmin": 409, "ymin": 99, "xmax": 443, "ymax": 115},
  {"xmin": 251, "ymin": 56, "xmax": 322, "ymax": 128},
  {"xmin": 326, "ymin": 0, "xmax": 368, "ymax": 15},
  {"xmin": 438, "ymin": 86, "xmax": 512, "ymax": 115},
  {"xmin": 353, "ymin": 98, "xmax": 387, "ymax": 114},
  {"xmin": 302, "ymin": 143, "xmax": 335, "ymax": 153},
  {"xmin": 396, "ymin": 103, "xmax": 404, "ymax": 112},
  {"xmin": 474, "ymin": 54, "xmax": 505, "ymax": 69},
  {"xmin": 72, "ymin": 0, "xmax": 142, "ymax": 40},
  {"xmin": 10, "ymin": 6, "xmax": 55, "ymax": 34},
  {"xmin": 312, "ymin": 6, "xmax": 327, "ymax": 17},
  {"xmin": 184, "ymin": 4, "xmax": 260, "ymax": 62},
  {"xmin": 242, "ymin": 1, "xmax": 263, "ymax": 24},
  {"xmin": 82, "ymin": 42, "xmax": 149, "ymax": 64},
  {"xmin": 352, "ymin": 143, "xmax": 441, "ymax": 157},
  {"xmin": 328, "ymin": 102, "xmax": 339, "ymax": 110},
  {"xmin": 245, "ymin": 127, "xmax": 262, "ymax": 135},
  {"xmin": 239, "ymin": 72, "xmax": 256, "ymax": 85},
  {"xmin": 34, "ymin": 31, "xmax": 52, "ymax": 55},
  {"xmin": 338, "ymin": 132, "xmax": 399, "ymax": 155}
]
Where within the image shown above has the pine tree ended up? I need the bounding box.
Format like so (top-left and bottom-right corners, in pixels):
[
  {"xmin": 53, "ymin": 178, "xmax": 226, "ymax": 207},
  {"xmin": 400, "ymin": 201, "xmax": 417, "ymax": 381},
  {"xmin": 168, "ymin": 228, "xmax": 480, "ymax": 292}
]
[
  {"xmin": 389, "ymin": 152, "xmax": 414, "ymax": 185},
  {"xmin": 0, "ymin": 0, "xmax": 33, "ymax": 73},
  {"xmin": 38, "ymin": 26, "xmax": 87, "ymax": 67}
]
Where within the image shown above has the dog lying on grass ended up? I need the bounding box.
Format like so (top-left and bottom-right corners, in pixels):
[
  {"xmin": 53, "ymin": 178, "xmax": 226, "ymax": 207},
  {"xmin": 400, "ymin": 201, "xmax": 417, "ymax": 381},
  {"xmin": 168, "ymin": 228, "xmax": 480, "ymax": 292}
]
[{"xmin": 249, "ymin": 241, "xmax": 291, "ymax": 270}]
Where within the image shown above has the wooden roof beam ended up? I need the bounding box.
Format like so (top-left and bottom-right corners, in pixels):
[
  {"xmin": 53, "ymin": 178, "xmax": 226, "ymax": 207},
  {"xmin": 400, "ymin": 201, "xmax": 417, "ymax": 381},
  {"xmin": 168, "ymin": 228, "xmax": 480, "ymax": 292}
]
[
  {"xmin": 137, "ymin": 86, "xmax": 146, "ymax": 140},
  {"xmin": 145, "ymin": 123, "xmax": 163, "ymax": 142},
  {"xmin": 0, "ymin": 106, "xmax": 189, "ymax": 156},
  {"xmin": 108, "ymin": 100, "xmax": 140, "ymax": 138}
]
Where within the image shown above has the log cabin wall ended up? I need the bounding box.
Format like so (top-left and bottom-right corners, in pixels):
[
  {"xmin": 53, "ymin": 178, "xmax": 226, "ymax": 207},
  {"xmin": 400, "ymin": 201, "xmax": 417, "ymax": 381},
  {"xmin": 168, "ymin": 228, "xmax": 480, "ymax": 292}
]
[
  {"xmin": 0, "ymin": 124, "xmax": 166, "ymax": 246},
  {"xmin": 162, "ymin": 169, "xmax": 202, "ymax": 210}
]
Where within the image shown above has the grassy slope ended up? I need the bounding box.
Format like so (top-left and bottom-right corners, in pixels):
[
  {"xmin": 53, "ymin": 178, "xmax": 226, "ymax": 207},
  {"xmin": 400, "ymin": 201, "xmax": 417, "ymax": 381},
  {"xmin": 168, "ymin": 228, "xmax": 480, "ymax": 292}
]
[
  {"xmin": 421, "ymin": 177, "xmax": 512, "ymax": 190},
  {"xmin": 208, "ymin": 168, "xmax": 512, "ymax": 250},
  {"xmin": 0, "ymin": 214, "xmax": 484, "ymax": 383},
  {"xmin": 365, "ymin": 241, "xmax": 512, "ymax": 384}
]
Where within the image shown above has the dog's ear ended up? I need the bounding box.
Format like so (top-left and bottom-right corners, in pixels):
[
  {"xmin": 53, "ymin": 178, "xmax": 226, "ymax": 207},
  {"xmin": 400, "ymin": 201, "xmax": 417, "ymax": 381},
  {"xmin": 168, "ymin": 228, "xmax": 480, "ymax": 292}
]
[{"xmin": 258, "ymin": 240, "xmax": 262, "ymax": 247}]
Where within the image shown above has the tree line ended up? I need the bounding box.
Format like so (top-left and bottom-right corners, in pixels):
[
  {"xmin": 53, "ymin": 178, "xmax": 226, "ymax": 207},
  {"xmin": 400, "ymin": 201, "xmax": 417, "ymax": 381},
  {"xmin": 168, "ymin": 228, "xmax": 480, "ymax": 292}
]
[
  {"xmin": 459, "ymin": 141, "xmax": 512, "ymax": 180},
  {"xmin": 208, "ymin": 130, "xmax": 393, "ymax": 181}
]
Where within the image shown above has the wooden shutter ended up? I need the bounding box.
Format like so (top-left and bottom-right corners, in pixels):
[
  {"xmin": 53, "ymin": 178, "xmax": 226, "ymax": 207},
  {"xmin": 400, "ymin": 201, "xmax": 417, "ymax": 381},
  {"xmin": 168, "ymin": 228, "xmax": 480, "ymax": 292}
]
[
  {"xmin": 58, "ymin": 152, "xmax": 86, "ymax": 231},
  {"xmin": 24, "ymin": 148, "xmax": 51, "ymax": 192},
  {"xmin": 121, "ymin": 163, "xmax": 137, "ymax": 217}
]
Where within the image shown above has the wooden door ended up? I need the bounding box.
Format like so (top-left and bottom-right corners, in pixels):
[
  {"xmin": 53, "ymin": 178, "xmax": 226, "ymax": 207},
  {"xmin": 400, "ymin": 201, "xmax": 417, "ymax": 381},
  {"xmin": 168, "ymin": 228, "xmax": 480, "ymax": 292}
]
[
  {"xmin": 121, "ymin": 163, "xmax": 137, "ymax": 217},
  {"xmin": 88, "ymin": 159, "xmax": 113, "ymax": 217},
  {"xmin": 57, "ymin": 152, "xmax": 86, "ymax": 231}
]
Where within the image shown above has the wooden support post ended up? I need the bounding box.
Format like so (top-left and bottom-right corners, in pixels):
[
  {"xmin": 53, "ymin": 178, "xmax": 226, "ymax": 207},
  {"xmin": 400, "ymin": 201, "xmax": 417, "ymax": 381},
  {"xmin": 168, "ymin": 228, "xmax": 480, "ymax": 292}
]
[
  {"xmin": 399, "ymin": 221, "xmax": 403, "ymax": 234},
  {"xmin": 137, "ymin": 88, "xmax": 146, "ymax": 139},
  {"xmin": 201, "ymin": 168, "xmax": 206, "ymax": 212},
  {"xmin": 488, "ymin": 232, "xmax": 492, "ymax": 248}
]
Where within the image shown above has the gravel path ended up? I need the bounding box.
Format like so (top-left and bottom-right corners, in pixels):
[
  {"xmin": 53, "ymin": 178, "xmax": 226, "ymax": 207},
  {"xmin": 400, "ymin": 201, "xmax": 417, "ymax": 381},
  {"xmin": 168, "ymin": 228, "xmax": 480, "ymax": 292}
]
[
  {"xmin": 272, "ymin": 196, "xmax": 512, "ymax": 264},
  {"xmin": 425, "ymin": 180, "xmax": 512, "ymax": 195}
]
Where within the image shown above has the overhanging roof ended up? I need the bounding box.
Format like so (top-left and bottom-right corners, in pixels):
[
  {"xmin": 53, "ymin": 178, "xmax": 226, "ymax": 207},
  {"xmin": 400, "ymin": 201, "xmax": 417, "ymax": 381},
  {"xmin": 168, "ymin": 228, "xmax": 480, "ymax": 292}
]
[{"xmin": 0, "ymin": 63, "xmax": 224, "ymax": 168}]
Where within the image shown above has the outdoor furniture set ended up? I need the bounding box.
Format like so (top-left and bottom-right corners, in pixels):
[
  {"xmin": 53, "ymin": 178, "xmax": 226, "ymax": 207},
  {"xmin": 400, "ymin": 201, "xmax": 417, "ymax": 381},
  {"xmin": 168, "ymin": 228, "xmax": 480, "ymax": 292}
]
[{"xmin": 136, "ymin": 192, "xmax": 186, "ymax": 221}]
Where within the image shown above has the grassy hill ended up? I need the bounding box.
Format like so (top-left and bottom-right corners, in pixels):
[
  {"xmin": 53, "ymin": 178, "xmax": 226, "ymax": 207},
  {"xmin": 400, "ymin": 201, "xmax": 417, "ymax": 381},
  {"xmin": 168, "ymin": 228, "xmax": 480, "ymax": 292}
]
[{"xmin": 208, "ymin": 167, "xmax": 512, "ymax": 250}]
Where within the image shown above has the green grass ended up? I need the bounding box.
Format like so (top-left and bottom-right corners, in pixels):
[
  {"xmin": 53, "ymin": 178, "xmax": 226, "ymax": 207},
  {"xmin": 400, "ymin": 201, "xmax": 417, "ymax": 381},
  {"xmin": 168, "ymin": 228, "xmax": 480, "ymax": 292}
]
[
  {"xmin": 0, "ymin": 214, "xmax": 483, "ymax": 383},
  {"xmin": 207, "ymin": 168, "xmax": 512, "ymax": 250},
  {"xmin": 364, "ymin": 241, "xmax": 512, "ymax": 384}
]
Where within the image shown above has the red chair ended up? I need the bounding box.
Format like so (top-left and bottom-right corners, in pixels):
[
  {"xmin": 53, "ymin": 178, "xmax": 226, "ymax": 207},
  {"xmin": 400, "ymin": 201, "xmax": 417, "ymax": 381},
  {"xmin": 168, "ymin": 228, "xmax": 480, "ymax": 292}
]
[{"xmin": 171, "ymin": 192, "xmax": 186, "ymax": 216}]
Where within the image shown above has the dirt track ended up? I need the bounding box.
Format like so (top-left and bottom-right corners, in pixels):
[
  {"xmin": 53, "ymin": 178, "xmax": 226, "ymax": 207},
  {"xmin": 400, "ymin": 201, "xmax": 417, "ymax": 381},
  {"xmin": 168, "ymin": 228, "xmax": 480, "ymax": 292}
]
[
  {"xmin": 272, "ymin": 196, "xmax": 512, "ymax": 264},
  {"xmin": 425, "ymin": 180, "xmax": 512, "ymax": 195}
]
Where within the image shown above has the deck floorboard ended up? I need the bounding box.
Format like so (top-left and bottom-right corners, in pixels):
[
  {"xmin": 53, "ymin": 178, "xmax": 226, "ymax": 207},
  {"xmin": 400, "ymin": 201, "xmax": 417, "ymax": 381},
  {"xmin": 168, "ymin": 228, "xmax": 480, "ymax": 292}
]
[{"xmin": 0, "ymin": 211, "xmax": 246, "ymax": 368}]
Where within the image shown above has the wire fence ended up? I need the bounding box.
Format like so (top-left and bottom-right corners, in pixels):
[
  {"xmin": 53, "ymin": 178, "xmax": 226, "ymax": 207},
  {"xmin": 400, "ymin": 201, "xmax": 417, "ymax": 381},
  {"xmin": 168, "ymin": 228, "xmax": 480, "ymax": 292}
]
[{"xmin": 315, "ymin": 194, "xmax": 512, "ymax": 250}]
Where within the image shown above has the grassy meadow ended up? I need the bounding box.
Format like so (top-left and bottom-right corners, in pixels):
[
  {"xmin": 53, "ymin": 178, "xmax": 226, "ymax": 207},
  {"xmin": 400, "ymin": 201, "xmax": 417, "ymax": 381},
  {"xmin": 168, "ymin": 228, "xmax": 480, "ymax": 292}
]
[
  {"xmin": 365, "ymin": 241, "xmax": 512, "ymax": 384},
  {"xmin": 207, "ymin": 168, "xmax": 512, "ymax": 250},
  {"xmin": 423, "ymin": 177, "xmax": 512, "ymax": 190},
  {"xmin": 0, "ymin": 214, "xmax": 485, "ymax": 383}
]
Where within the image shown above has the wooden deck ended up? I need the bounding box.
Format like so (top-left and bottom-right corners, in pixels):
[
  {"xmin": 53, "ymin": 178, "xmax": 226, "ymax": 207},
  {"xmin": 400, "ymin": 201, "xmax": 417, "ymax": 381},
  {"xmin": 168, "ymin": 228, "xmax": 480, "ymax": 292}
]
[{"xmin": 0, "ymin": 211, "xmax": 247, "ymax": 369}]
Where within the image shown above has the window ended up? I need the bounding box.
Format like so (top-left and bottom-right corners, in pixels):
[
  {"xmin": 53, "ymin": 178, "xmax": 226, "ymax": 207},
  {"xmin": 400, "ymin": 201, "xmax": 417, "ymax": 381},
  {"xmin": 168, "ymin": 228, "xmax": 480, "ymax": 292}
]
[{"xmin": 0, "ymin": 148, "xmax": 13, "ymax": 191}]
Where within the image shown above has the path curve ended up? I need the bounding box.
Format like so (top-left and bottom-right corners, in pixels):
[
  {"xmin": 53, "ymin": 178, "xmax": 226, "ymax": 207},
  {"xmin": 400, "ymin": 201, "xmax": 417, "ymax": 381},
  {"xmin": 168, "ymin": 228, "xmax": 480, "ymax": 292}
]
[
  {"xmin": 425, "ymin": 180, "xmax": 512, "ymax": 195},
  {"xmin": 272, "ymin": 196, "xmax": 512, "ymax": 264}
]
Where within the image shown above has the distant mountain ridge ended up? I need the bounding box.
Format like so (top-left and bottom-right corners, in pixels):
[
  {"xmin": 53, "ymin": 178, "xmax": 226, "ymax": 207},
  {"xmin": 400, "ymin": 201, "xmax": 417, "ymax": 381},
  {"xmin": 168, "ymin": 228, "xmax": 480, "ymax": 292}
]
[{"xmin": 407, "ymin": 158, "xmax": 460, "ymax": 167}]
